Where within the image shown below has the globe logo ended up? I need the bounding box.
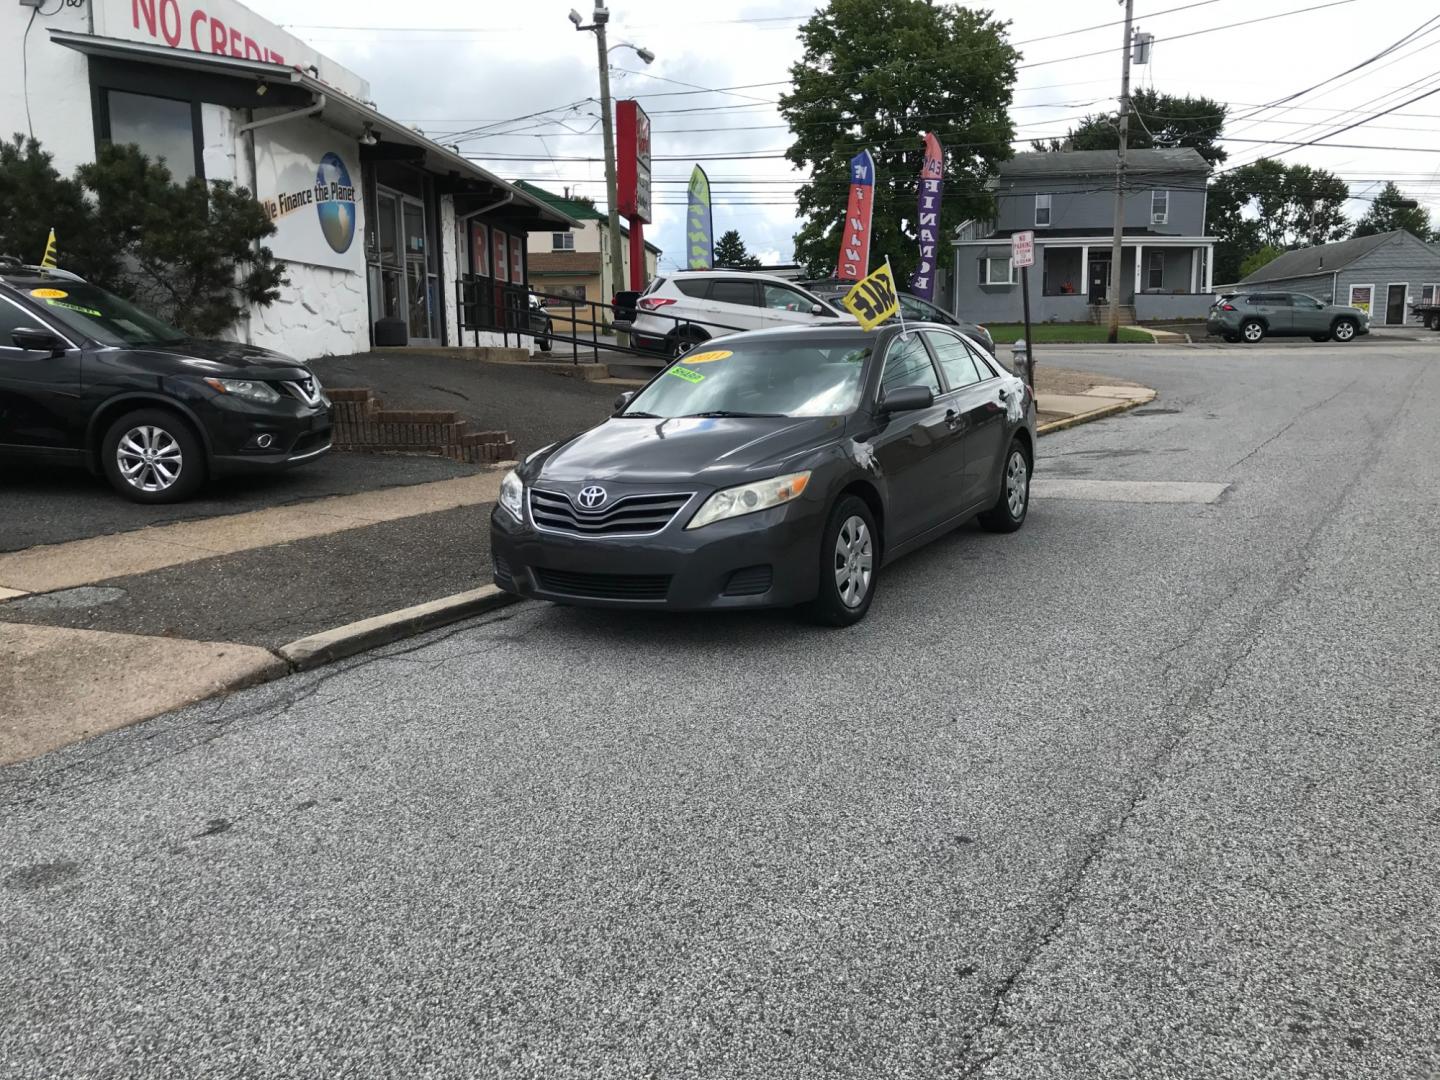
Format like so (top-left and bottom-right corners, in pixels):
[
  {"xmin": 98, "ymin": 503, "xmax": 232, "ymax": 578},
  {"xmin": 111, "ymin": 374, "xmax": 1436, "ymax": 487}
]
[{"xmin": 315, "ymin": 152, "xmax": 356, "ymax": 254}]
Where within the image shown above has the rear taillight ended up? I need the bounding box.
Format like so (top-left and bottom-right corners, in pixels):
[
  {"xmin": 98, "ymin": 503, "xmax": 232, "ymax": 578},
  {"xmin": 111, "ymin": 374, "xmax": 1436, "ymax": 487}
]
[
  {"xmin": 638, "ymin": 297, "xmax": 676, "ymax": 310},
  {"xmin": 1220, "ymin": 303, "xmax": 1236, "ymax": 311}
]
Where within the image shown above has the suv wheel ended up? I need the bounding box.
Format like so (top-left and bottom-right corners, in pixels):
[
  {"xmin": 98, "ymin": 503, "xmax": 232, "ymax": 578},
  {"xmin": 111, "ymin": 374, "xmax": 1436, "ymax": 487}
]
[
  {"xmin": 803, "ymin": 495, "xmax": 878, "ymax": 627},
  {"xmin": 101, "ymin": 408, "xmax": 205, "ymax": 504},
  {"xmin": 1332, "ymin": 318, "xmax": 1357, "ymax": 342},
  {"xmin": 668, "ymin": 328, "xmax": 708, "ymax": 360},
  {"xmin": 1241, "ymin": 319, "xmax": 1266, "ymax": 343}
]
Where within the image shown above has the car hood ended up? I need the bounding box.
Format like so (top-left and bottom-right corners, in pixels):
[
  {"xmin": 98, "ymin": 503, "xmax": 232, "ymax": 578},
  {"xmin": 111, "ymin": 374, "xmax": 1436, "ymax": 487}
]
[
  {"xmin": 126, "ymin": 338, "xmax": 311, "ymax": 378},
  {"xmin": 535, "ymin": 415, "xmax": 847, "ymax": 486}
]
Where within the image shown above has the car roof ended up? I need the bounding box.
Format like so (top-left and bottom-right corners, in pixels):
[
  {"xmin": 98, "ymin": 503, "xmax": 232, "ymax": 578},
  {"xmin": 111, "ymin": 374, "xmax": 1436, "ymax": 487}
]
[
  {"xmin": 0, "ymin": 263, "xmax": 87, "ymax": 289},
  {"xmin": 708, "ymin": 321, "xmax": 955, "ymax": 346},
  {"xmin": 666, "ymin": 269, "xmax": 818, "ymax": 289}
]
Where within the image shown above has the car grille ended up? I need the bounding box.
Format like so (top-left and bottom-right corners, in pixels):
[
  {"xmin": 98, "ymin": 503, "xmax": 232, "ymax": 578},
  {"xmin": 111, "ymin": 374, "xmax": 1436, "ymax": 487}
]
[
  {"xmin": 281, "ymin": 377, "xmax": 323, "ymax": 406},
  {"xmin": 533, "ymin": 568, "xmax": 671, "ymax": 601},
  {"xmin": 529, "ymin": 489, "xmax": 692, "ymax": 536}
]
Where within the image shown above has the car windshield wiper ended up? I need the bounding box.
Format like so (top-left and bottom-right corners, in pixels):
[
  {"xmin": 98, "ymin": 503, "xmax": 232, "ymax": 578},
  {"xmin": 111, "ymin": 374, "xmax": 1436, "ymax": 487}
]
[
  {"xmin": 680, "ymin": 410, "xmax": 786, "ymax": 418},
  {"xmin": 621, "ymin": 410, "xmax": 662, "ymax": 418}
]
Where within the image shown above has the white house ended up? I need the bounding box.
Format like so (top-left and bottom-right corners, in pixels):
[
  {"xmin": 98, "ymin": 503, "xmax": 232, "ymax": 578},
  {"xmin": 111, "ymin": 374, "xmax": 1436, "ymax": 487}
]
[{"xmin": 2, "ymin": 0, "xmax": 577, "ymax": 355}]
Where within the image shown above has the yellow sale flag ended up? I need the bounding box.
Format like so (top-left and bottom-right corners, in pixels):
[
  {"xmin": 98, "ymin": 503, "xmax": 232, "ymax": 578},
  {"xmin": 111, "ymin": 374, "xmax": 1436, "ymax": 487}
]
[
  {"xmin": 840, "ymin": 259, "xmax": 900, "ymax": 331},
  {"xmin": 40, "ymin": 228, "xmax": 58, "ymax": 271}
]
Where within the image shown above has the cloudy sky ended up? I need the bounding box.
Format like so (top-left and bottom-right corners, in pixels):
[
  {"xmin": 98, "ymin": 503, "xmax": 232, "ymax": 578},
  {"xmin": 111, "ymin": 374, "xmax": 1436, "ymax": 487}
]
[{"xmin": 244, "ymin": 0, "xmax": 1440, "ymax": 269}]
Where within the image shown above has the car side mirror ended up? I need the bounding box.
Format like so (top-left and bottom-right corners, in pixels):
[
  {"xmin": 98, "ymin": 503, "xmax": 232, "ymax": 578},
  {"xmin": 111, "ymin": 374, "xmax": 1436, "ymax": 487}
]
[
  {"xmin": 613, "ymin": 390, "xmax": 635, "ymax": 413},
  {"xmin": 879, "ymin": 385, "xmax": 934, "ymax": 413},
  {"xmin": 12, "ymin": 327, "xmax": 66, "ymax": 355},
  {"xmin": 811, "ymin": 303, "xmax": 836, "ymax": 317}
]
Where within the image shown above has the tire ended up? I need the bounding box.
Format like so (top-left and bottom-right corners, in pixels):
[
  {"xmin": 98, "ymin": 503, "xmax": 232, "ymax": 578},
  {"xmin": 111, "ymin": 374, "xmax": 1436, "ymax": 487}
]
[
  {"xmin": 537, "ymin": 334, "xmax": 552, "ymax": 353},
  {"xmin": 1310, "ymin": 334, "xmax": 1329, "ymax": 343},
  {"xmin": 1240, "ymin": 319, "xmax": 1266, "ymax": 343},
  {"xmin": 803, "ymin": 495, "xmax": 878, "ymax": 627},
  {"xmin": 979, "ymin": 439, "xmax": 1031, "ymax": 534},
  {"xmin": 1332, "ymin": 317, "xmax": 1357, "ymax": 342},
  {"xmin": 100, "ymin": 408, "xmax": 206, "ymax": 504},
  {"xmin": 667, "ymin": 328, "xmax": 708, "ymax": 360}
]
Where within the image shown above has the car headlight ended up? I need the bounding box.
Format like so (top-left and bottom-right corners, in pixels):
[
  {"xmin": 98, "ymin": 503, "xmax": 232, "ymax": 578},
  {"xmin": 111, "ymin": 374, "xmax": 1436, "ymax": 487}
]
[
  {"xmin": 204, "ymin": 377, "xmax": 281, "ymax": 404},
  {"xmin": 499, "ymin": 469, "xmax": 525, "ymax": 521},
  {"xmin": 686, "ymin": 471, "xmax": 811, "ymax": 530}
]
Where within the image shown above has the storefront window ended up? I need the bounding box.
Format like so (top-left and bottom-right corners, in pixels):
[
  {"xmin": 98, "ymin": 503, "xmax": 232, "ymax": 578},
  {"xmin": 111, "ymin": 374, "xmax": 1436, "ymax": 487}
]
[
  {"xmin": 403, "ymin": 200, "xmax": 431, "ymax": 340},
  {"xmin": 105, "ymin": 91, "xmax": 198, "ymax": 181},
  {"xmin": 510, "ymin": 238, "xmax": 523, "ymax": 284},
  {"xmin": 470, "ymin": 222, "xmax": 489, "ymax": 277},
  {"xmin": 493, "ymin": 232, "xmax": 509, "ymax": 283},
  {"xmin": 377, "ymin": 192, "xmax": 403, "ymax": 320}
]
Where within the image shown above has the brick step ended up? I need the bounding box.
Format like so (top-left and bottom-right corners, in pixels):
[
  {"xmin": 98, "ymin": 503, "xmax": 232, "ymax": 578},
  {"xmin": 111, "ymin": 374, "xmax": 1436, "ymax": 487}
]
[
  {"xmin": 372, "ymin": 409, "xmax": 460, "ymax": 425},
  {"xmin": 323, "ymin": 384, "xmax": 515, "ymax": 464}
]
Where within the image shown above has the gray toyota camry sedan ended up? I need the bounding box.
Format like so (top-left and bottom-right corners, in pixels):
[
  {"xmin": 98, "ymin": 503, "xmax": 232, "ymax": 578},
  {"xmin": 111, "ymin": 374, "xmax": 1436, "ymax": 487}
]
[{"xmin": 490, "ymin": 322, "xmax": 1036, "ymax": 625}]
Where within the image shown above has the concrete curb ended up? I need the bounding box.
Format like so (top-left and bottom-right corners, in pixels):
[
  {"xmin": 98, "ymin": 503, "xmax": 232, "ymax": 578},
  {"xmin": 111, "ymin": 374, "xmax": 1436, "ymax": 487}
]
[
  {"xmin": 277, "ymin": 585, "xmax": 521, "ymax": 671},
  {"xmin": 1036, "ymin": 397, "xmax": 1145, "ymax": 436}
]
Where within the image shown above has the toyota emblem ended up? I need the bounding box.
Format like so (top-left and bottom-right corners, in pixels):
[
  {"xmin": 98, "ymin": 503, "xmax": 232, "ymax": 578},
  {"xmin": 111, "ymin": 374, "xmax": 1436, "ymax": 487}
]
[{"xmin": 577, "ymin": 485, "xmax": 608, "ymax": 510}]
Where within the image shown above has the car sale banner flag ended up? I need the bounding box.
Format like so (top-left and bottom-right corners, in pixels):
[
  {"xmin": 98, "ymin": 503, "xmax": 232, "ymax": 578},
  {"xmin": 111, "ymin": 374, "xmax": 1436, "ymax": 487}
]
[
  {"xmin": 910, "ymin": 133, "xmax": 943, "ymax": 302},
  {"xmin": 841, "ymin": 259, "xmax": 900, "ymax": 331},
  {"xmin": 686, "ymin": 165, "xmax": 713, "ymax": 269},
  {"xmin": 835, "ymin": 150, "xmax": 876, "ymax": 282}
]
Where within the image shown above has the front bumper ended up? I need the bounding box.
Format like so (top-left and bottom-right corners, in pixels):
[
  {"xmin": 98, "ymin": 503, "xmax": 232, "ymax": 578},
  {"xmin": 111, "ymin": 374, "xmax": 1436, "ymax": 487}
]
[
  {"xmin": 198, "ymin": 396, "xmax": 333, "ymax": 475},
  {"xmin": 490, "ymin": 492, "xmax": 827, "ymax": 611}
]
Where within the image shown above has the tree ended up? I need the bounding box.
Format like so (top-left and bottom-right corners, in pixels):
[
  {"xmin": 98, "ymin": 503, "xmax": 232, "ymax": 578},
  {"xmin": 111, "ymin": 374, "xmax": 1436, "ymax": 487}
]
[
  {"xmin": 1039, "ymin": 90, "xmax": 1230, "ymax": 168},
  {"xmin": 1205, "ymin": 159, "xmax": 1349, "ymax": 282},
  {"xmin": 1238, "ymin": 245, "xmax": 1284, "ymax": 279},
  {"xmin": 0, "ymin": 135, "xmax": 117, "ymax": 283},
  {"xmin": 77, "ymin": 144, "xmax": 285, "ymax": 335},
  {"xmin": 712, "ymin": 229, "xmax": 762, "ymax": 269},
  {"xmin": 779, "ymin": 0, "xmax": 1019, "ymax": 281},
  {"xmin": 1352, "ymin": 181, "xmax": 1431, "ymax": 240}
]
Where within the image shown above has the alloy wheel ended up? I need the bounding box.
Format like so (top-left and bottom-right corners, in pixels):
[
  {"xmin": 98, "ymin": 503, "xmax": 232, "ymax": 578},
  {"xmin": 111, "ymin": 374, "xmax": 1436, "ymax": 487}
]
[
  {"xmin": 833, "ymin": 515, "xmax": 873, "ymax": 608},
  {"xmin": 1335, "ymin": 321, "xmax": 1354, "ymax": 341},
  {"xmin": 1006, "ymin": 449, "xmax": 1029, "ymax": 519},
  {"xmin": 1243, "ymin": 322, "xmax": 1263, "ymax": 342},
  {"xmin": 116, "ymin": 425, "xmax": 183, "ymax": 493}
]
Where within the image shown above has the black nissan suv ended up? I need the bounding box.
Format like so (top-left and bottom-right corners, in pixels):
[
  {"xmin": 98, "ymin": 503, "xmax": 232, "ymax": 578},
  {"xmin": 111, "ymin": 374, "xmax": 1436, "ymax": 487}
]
[{"xmin": 0, "ymin": 259, "xmax": 332, "ymax": 503}]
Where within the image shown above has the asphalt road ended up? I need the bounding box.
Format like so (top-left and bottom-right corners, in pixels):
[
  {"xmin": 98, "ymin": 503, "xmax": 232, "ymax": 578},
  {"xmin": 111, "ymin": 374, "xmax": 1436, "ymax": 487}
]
[{"xmin": 3, "ymin": 341, "xmax": 1438, "ymax": 1079}]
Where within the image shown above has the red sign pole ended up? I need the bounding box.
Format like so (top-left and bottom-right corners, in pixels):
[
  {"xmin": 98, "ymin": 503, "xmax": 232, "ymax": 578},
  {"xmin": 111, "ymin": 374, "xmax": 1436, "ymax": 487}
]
[{"xmin": 629, "ymin": 222, "xmax": 645, "ymax": 291}]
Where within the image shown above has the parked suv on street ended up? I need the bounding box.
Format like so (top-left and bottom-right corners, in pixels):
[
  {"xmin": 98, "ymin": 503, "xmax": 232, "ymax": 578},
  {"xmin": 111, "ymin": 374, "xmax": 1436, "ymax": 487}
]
[
  {"xmin": 1207, "ymin": 291, "xmax": 1369, "ymax": 344},
  {"xmin": 0, "ymin": 258, "xmax": 332, "ymax": 503},
  {"xmin": 624, "ymin": 271, "xmax": 856, "ymax": 359}
]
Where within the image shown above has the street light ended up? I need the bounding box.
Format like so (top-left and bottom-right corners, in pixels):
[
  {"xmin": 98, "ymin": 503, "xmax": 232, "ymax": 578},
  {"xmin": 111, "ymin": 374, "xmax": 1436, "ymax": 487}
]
[{"xmin": 572, "ymin": 4, "xmax": 652, "ymax": 333}]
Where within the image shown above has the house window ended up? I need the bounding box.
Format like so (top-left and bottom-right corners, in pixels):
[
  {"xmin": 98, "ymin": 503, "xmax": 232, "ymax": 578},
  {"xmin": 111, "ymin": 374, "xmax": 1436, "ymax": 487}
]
[
  {"xmin": 1349, "ymin": 284, "xmax": 1373, "ymax": 314},
  {"xmin": 552, "ymin": 232, "xmax": 574, "ymax": 251},
  {"xmin": 1034, "ymin": 194, "xmax": 1051, "ymax": 227},
  {"xmin": 1147, "ymin": 251, "xmax": 1165, "ymax": 290},
  {"xmin": 103, "ymin": 90, "xmax": 200, "ymax": 181},
  {"xmin": 980, "ymin": 256, "xmax": 1016, "ymax": 286},
  {"xmin": 1151, "ymin": 190, "xmax": 1169, "ymax": 225},
  {"xmin": 1422, "ymin": 284, "xmax": 1439, "ymax": 305}
]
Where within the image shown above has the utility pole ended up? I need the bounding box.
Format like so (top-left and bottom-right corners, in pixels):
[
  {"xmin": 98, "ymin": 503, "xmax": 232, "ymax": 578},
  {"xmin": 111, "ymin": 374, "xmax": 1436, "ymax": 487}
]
[
  {"xmin": 1106, "ymin": 0, "xmax": 1135, "ymax": 344},
  {"xmin": 592, "ymin": 16, "xmax": 627, "ymax": 322}
]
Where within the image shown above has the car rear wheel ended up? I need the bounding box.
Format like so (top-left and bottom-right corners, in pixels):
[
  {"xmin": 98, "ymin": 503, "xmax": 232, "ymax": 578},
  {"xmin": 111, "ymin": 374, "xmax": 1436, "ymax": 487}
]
[
  {"xmin": 1241, "ymin": 319, "xmax": 1266, "ymax": 343},
  {"xmin": 979, "ymin": 439, "xmax": 1031, "ymax": 533},
  {"xmin": 803, "ymin": 495, "xmax": 877, "ymax": 627},
  {"xmin": 667, "ymin": 327, "xmax": 708, "ymax": 360},
  {"xmin": 1332, "ymin": 318, "xmax": 1357, "ymax": 342},
  {"xmin": 101, "ymin": 408, "xmax": 205, "ymax": 504}
]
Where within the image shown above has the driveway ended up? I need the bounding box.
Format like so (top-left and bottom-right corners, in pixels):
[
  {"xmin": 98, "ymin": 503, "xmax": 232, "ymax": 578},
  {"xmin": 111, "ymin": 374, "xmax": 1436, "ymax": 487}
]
[{"xmin": 3, "ymin": 343, "xmax": 1437, "ymax": 1078}]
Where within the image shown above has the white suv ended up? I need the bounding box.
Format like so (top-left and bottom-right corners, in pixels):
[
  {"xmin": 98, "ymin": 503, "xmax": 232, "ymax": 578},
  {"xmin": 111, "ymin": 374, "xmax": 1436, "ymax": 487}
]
[{"xmin": 627, "ymin": 271, "xmax": 856, "ymax": 358}]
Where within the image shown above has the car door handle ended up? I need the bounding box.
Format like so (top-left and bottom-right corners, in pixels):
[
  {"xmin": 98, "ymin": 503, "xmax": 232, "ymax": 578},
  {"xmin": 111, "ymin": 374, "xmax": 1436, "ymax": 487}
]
[{"xmin": 945, "ymin": 408, "xmax": 964, "ymax": 430}]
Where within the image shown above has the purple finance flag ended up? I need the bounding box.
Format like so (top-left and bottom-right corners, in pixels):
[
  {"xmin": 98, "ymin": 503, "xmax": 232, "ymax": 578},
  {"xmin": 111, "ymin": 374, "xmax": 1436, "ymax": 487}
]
[{"xmin": 910, "ymin": 132, "xmax": 943, "ymax": 302}]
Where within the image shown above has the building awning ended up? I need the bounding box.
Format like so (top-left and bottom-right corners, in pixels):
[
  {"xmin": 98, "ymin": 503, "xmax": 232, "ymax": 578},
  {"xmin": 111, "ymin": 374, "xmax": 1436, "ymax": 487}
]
[{"xmin": 48, "ymin": 30, "xmax": 580, "ymax": 231}]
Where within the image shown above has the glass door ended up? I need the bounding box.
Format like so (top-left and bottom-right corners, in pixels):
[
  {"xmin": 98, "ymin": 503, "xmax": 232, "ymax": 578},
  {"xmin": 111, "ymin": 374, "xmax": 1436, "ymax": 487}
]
[
  {"xmin": 377, "ymin": 191, "xmax": 403, "ymax": 324},
  {"xmin": 402, "ymin": 197, "xmax": 434, "ymax": 342}
]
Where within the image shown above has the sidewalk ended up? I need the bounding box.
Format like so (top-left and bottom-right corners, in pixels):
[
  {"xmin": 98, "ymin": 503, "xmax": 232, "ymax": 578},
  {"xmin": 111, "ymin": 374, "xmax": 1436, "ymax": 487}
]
[{"xmin": 0, "ymin": 355, "xmax": 1155, "ymax": 766}]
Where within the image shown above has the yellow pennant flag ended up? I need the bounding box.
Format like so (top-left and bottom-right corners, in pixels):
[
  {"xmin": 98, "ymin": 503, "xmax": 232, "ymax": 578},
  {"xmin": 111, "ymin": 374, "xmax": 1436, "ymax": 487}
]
[
  {"xmin": 840, "ymin": 259, "xmax": 900, "ymax": 331},
  {"xmin": 40, "ymin": 228, "xmax": 58, "ymax": 271}
]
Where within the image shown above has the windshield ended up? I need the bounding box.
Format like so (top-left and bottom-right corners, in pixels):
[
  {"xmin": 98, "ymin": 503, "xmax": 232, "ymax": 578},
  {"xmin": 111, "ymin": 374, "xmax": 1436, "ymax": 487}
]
[
  {"xmin": 623, "ymin": 338, "xmax": 871, "ymax": 419},
  {"xmin": 23, "ymin": 283, "xmax": 185, "ymax": 347}
]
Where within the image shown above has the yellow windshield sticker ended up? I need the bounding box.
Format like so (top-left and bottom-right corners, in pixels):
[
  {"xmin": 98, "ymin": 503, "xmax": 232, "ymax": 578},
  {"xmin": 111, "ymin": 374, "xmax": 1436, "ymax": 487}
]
[
  {"xmin": 683, "ymin": 349, "xmax": 732, "ymax": 364},
  {"xmin": 667, "ymin": 364, "xmax": 705, "ymax": 383},
  {"xmin": 45, "ymin": 299, "xmax": 102, "ymax": 317},
  {"xmin": 30, "ymin": 288, "xmax": 68, "ymax": 299}
]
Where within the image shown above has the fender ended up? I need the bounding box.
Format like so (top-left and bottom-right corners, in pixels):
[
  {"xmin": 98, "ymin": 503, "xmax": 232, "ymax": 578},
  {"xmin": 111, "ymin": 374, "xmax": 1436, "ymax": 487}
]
[{"xmin": 84, "ymin": 391, "xmax": 216, "ymax": 472}]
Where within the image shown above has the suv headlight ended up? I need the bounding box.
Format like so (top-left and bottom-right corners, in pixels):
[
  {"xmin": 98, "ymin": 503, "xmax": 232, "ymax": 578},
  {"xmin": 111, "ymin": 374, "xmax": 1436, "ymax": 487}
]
[
  {"xmin": 499, "ymin": 469, "xmax": 525, "ymax": 521},
  {"xmin": 687, "ymin": 471, "xmax": 811, "ymax": 530},
  {"xmin": 204, "ymin": 377, "xmax": 281, "ymax": 404}
]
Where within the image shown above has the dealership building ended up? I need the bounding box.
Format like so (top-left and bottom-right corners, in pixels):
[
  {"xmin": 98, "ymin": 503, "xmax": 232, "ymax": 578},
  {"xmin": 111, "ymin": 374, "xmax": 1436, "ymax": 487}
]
[{"xmin": 2, "ymin": 0, "xmax": 577, "ymax": 355}]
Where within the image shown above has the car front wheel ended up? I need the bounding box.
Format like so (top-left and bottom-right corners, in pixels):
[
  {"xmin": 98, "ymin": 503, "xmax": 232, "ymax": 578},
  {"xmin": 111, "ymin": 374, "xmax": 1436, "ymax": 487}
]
[
  {"xmin": 1241, "ymin": 319, "xmax": 1266, "ymax": 343},
  {"xmin": 101, "ymin": 408, "xmax": 205, "ymax": 504},
  {"xmin": 979, "ymin": 439, "xmax": 1031, "ymax": 533},
  {"xmin": 1332, "ymin": 318, "xmax": 1357, "ymax": 342},
  {"xmin": 803, "ymin": 494, "xmax": 878, "ymax": 626}
]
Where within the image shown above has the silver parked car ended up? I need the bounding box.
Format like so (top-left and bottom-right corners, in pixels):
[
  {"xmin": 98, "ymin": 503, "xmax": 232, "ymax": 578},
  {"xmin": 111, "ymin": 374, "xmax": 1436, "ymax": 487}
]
[{"xmin": 1207, "ymin": 291, "xmax": 1369, "ymax": 343}]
